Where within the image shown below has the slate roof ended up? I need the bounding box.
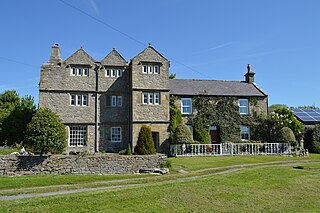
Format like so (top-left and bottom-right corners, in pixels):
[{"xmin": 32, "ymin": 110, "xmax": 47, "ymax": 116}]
[
  {"xmin": 169, "ymin": 79, "xmax": 267, "ymax": 97},
  {"xmin": 101, "ymin": 49, "xmax": 127, "ymax": 66}
]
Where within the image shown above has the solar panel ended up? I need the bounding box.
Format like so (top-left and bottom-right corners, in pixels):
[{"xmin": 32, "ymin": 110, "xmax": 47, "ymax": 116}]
[{"xmin": 292, "ymin": 108, "xmax": 320, "ymax": 123}]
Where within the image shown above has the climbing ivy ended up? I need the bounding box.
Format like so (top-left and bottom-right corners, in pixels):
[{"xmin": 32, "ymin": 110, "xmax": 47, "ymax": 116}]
[
  {"xmin": 191, "ymin": 97, "xmax": 256, "ymax": 143},
  {"xmin": 168, "ymin": 96, "xmax": 182, "ymax": 143}
]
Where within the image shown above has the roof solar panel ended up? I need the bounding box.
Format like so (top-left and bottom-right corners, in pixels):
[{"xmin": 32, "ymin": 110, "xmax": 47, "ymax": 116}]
[
  {"xmin": 292, "ymin": 108, "xmax": 320, "ymax": 123},
  {"xmin": 299, "ymin": 116, "xmax": 316, "ymax": 121}
]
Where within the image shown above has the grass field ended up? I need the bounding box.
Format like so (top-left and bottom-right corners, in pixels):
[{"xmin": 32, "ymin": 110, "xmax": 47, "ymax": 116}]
[
  {"xmin": 0, "ymin": 155, "xmax": 320, "ymax": 212},
  {"xmin": 0, "ymin": 147, "xmax": 19, "ymax": 156}
]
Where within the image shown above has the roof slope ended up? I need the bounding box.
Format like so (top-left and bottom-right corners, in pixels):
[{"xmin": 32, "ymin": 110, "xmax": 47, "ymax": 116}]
[
  {"xmin": 64, "ymin": 48, "xmax": 96, "ymax": 65},
  {"xmin": 169, "ymin": 79, "xmax": 267, "ymax": 97},
  {"xmin": 101, "ymin": 49, "xmax": 127, "ymax": 66}
]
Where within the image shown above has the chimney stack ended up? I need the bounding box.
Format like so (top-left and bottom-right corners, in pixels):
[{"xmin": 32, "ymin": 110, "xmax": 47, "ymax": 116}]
[
  {"xmin": 245, "ymin": 64, "xmax": 255, "ymax": 84},
  {"xmin": 50, "ymin": 43, "xmax": 61, "ymax": 62}
]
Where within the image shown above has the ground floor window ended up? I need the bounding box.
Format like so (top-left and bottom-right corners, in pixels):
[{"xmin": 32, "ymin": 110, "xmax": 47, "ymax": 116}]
[
  {"xmin": 111, "ymin": 127, "xmax": 121, "ymax": 142},
  {"xmin": 240, "ymin": 126, "xmax": 250, "ymax": 141},
  {"xmin": 69, "ymin": 126, "xmax": 87, "ymax": 146}
]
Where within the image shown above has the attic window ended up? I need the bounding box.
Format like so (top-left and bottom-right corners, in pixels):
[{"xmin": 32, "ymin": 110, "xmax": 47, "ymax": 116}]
[
  {"xmin": 70, "ymin": 67, "xmax": 89, "ymax": 76},
  {"xmin": 142, "ymin": 64, "xmax": 160, "ymax": 74},
  {"xmin": 105, "ymin": 68, "xmax": 123, "ymax": 78}
]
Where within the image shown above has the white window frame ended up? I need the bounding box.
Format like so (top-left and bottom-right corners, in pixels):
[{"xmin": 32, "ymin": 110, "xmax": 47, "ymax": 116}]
[
  {"xmin": 77, "ymin": 68, "xmax": 82, "ymax": 76},
  {"xmin": 240, "ymin": 126, "xmax": 250, "ymax": 141},
  {"xmin": 154, "ymin": 93, "xmax": 160, "ymax": 105},
  {"xmin": 148, "ymin": 93, "xmax": 154, "ymax": 104},
  {"xmin": 148, "ymin": 65, "xmax": 153, "ymax": 74},
  {"xmin": 70, "ymin": 94, "xmax": 88, "ymax": 106},
  {"xmin": 154, "ymin": 65, "xmax": 159, "ymax": 74},
  {"xmin": 117, "ymin": 69, "xmax": 122, "ymax": 77},
  {"xmin": 69, "ymin": 126, "xmax": 87, "ymax": 147},
  {"xmin": 71, "ymin": 67, "xmax": 89, "ymax": 76},
  {"xmin": 83, "ymin": 68, "xmax": 88, "ymax": 76},
  {"xmin": 117, "ymin": 96, "xmax": 122, "ymax": 107},
  {"xmin": 142, "ymin": 65, "xmax": 147, "ymax": 74},
  {"xmin": 71, "ymin": 68, "xmax": 76, "ymax": 76},
  {"xmin": 239, "ymin": 99, "xmax": 249, "ymax": 115},
  {"xmin": 111, "ymin": 69, "xmax": 116, "ymax": 77},
  {"xmin": 143, "ymin": 93, "xmax": 148, "ymax": 104},
  {"xmin": 181, "ymin": 98, "xmax": 192, "ymax": 115},
  {"xmin": 142, "ymin": 92, "xmax": 160, "ymax": 105},
  {"xmin": 111, "ymin": 127, "xmax": 121, "ymax": 143},
  {"xmin": 106, "ymin": 68, "xmax": 110, "ymax": 77}
]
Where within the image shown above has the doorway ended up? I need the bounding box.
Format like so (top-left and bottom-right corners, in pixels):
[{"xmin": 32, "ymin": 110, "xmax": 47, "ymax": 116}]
[{"xmin": 209, "ymin": 125, "xmax": 220, "ymax": 143}]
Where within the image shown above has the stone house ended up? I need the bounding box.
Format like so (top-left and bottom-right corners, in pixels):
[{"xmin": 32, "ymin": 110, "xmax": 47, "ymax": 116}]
[{"xmin": 39, "ymin": 44, "xmax": 268, "ymax": 153}]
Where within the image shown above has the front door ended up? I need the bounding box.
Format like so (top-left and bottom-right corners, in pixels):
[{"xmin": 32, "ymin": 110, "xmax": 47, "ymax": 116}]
[
  {"xmin": 152, "ymin": 132, "xmax": 159, "ymax": 151},
  {"xmin": 209, "ymin": 125, "xmax": 220, "ymax": 143}
]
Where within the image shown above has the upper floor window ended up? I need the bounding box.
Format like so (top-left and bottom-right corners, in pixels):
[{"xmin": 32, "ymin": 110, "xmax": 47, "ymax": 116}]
[
  {"xmin": 70, "ymin": 94, "xmax": 88, "ymax": 106},
  {"xmin": 105, "ymin": 68, "xmax": 123, "ymax": 78},
  {"xmin": 107, "ymin": 95, "xmax": 122, "ymax": 107},
  {"xmin": 69, "ymin": 126, "xmax": 87, "ymax": 147},
  {"xmin": 239, "ymin": 99, "xmax": 249, "ymax": 114},
  {"xmin": 71, "ymin": 67, "xmax": 89, "ymax": 76},
  {"xmin": 181, "ymin": 98, "xmax": 192, "ymax": 115},
  {"xmin": 111, "ymin": 127, "xmax": 121, "ymax": 143},
  {"xmin": 143, "ymin": 92, "xmax": 160, "ymax": 105},
  {"xmin": 240, "ymin": 126, "xmax": 250, "ymax": 141},
  {"xmin": 142, "ymin": 64, "xmax": 160, "ymax": 74}
]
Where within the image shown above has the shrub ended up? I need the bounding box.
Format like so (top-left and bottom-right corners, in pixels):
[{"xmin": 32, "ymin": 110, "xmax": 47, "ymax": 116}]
[
  {"xmin": 173, "ymin": 123, "xmax": 193, "ymax": 144},
  {"xmin": 125, "ymin": 144, "xmax": 132, "ymax": 155},
  {"xmin": 168, "ymin": 97, "xmax": 182, "ymax": 142},
  {"xmin": 304, "ymin": 125, "xmax": 320, "ymax": 153},
  {"xmin": 24, "ymin": 108, "xmax": 67, "ymax": 155},
  {"xmin": 135, "ymin": 125, "xmax": 156, "ymax": 155},
  {"xmin": 277, "ymin": 127, "xmax": 296, "ymax": 146}
]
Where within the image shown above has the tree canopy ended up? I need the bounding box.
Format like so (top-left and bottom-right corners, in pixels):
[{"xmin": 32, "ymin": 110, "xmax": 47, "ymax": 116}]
[
  {"xmin": 0, "ymin": 90, "xmax": 36, "ymax": 146},
  {"xmin": 24, "ymin": 107, "xmax": 67, "ymax": 154}
]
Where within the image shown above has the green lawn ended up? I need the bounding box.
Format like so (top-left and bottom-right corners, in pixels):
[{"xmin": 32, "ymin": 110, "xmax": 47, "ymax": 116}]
[
  {"xmin": 0, "ymin": 155, "xmax": 320, "ymax": 212},
  {"xmin": 0, "ymin": 147, "xmax": 19, "ymax": 156}
]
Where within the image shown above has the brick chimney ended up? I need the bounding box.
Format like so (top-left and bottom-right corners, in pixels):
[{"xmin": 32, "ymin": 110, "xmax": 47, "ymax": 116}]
[
  {"xmin": 245, "ymin": 64, "xmax": 255, "ymax": 83},
  {"xmin": 50, "ymin": 43, "xmax": 61, "ymax": 62}
]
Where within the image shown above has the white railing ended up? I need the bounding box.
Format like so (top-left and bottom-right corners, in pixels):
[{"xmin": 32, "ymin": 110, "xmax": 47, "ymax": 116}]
[{"xmin": 169, "ymin": 143, "xmax": 291, "ymax": 157}]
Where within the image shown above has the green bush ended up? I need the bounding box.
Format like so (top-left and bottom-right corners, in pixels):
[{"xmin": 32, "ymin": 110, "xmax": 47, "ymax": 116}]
[
  {"xmin": 173, "ymin": 123, "xmax": 193, "ymax": 144},
  {"xmin": 277, "ymin": 127, "xmax": 296, "ymax": 146},
  {"xmin": 125, "ymin": 144, "xmax": 132, "ymax": 155},
  {"xmin": 135, "ymin": 125, "xmax": 156, "ymax": 155},
  {"xmin": 304, "ymin": 125, "xmax": 320, "ymax": 153},
  {"xmin": 24, "ymin": 108, "xmax": 67, "ymax": 155},
  {"xmin": 168, "ymin": 97, "xmax": 182, "ymax": 142}
]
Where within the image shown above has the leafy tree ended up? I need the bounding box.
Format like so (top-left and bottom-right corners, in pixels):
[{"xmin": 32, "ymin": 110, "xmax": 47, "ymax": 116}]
[
  {"xmin": 173, "ymin": 123, "xmax": 193, "ymax": 144},
  {"xmin": 277, "ymin": 127, "xmax": 297, "ymax": 146},
  {"xmin": 304, "ymin": 125, "xmax": 320, "ymax": 153},
  {"xmin": 135, "ymin": 125, "xmax": 156, "ymax": 155},
  {"xmin": 270, "ymin": 106, "xmax": 303, "ymax": 141},
  {"xmin": 168, "ymin": 96, "xmax": 182, "ymax": 142},
  {"xmin": 0, "ymin": 90, "xmax": 36, "ymax": 146},
  {"xmin": 268, "ymin": 104, "xmax": 287, "ymax": 112},
  {"xmin": 169, "ymin": 73, "xmax": 176, "ymax": 79},
  {"xmin": 25, "ymin": 108, "xmax": 67, "ymax": 155}
]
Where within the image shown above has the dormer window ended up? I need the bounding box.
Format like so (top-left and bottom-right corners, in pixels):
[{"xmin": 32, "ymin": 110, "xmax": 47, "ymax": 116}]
[
  {"xmin": 70, "ymin": 67, "xmax": 89, "ymax": 76},
  {"xmin": 142, "ymin": 64, "xmax": 160, "ymax": 74},
  {"xmin": 105, "ymin": 67, "xmax": 123, "ymax": 78}
]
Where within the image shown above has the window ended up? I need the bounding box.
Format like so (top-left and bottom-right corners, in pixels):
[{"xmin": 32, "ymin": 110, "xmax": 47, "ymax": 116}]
[
  {"xmin": 142, "ymin": 64, "xmax": 160, "ymax": 74},
  {"xmin": 117, "ymin": 96, "xmax": 122, "ymax": 107},
  {"xmin": 154, "ymin": 65, "xmax": 159, "ymax": 74},
  {"xmin": 117, "ymin": 69, "xmax": 122, "ymax": 77},
  {"xmin": 240, "ymin": 126, "xmax": 250, "ymax": 141},
  {"xmin": 111, "ymin": 96, "xmax": 117, "ymax": 107},
  {"xmin": 143, "ymin": 92, "xmax": 160, "ymax": 105},
  {"xmin": 111, "ymin": 127, "xmax": 121, "ymax": 142},
  {"xmin": 154, "ymin": 93, "xmax": 160, "ymax": 104},
  {"xmin": 187, "ymin": 125, "xmax": 193, "ymax": 137},
  {"xmin": 71, "ymin": 67, "xmax": 89, "ymax": 76},
  {"xmin": 83, "ymin": 68, "xmax": 88, "ymax": 76},
  {"xmin": 106, "ymin": 69, "xmax": 110, "ymax": 77},
  {"xmin": 111, "ymin": 69, "xmax": 116, "ymax": 77},
  {"xmin": 239, "ymin": 99, "xmax": 249, "ymax": 114},
  {"xmin": 181, "ymin": 98, "xmax": 192, "ymax": 114},
  {"xmin": 70, "ymin": 94, "xmax": 88, "ymax": 106},
  {"xmin": 69, "ymin": 126, "xmax": 87, "ymax": 147}
]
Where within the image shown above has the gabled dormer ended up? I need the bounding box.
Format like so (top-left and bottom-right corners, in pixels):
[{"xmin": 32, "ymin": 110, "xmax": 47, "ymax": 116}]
[
  {"xmin": 101, "ymin": 48, "xmax": 127, "ymax": 78},
  {"xmin": 130, "ymin": 44, "xmax": 170, "ymax": 90}
]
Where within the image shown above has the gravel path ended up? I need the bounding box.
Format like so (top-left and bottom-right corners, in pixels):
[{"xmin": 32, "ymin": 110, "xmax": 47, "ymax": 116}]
[{"xmin": 0, "ymin": 160, "xmax": 315, "ymax": 201}]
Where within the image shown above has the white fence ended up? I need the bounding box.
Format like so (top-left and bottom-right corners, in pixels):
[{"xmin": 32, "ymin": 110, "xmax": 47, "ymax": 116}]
[{"xmin": 169, "ymin": 143, "xmax": 291, "ymax": 157}]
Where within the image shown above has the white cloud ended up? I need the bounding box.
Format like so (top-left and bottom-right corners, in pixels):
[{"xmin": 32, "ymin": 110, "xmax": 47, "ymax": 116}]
[{"xmin": 88, "ymin": 0, "xmax": 99, "ymax": 16}]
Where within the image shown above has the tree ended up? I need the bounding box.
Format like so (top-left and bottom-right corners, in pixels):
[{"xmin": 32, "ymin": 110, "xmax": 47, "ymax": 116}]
[
  {"xmin": 169, "ymin": 73, "xmax": 176, "ymax": 79},
  {"xmin": 24, "ymin": 108, "xmax": 67, "ymax": 155},
  {"xmin": 270, "ymin": 106, "xmax": 303, "ymax": 141},
  {"xmin": 0, "ymin": 90, "xmax": 36, "ymax": 146},
  {"xmin": 268, "ymin": 104, "xmax": 287, "ymax": 113},
  {"xmin": 135, "ymin": 125, "xmax": 156, "ymax": 155},
  {"xmin": 173, "ymin": 123, "xmax": 193, "ymax": 144},
  {"xmin": 168, "ymin": 96, "xmax": 182, "ymax": 142},
  {"xmin": 277, "ymin": 127, "xmax": 296, "ymax": 146}
]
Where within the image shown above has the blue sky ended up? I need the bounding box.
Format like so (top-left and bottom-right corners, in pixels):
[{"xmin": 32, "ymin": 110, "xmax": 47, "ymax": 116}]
[{"xmin": 1, "ymin": 0, "xmax": 320, "ymax": 107}]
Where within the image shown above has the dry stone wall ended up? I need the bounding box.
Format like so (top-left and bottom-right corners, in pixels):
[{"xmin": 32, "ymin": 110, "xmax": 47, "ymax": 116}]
[{"xmin": 0, "ymin": 154, "xmax": 166, "ymax": 176}]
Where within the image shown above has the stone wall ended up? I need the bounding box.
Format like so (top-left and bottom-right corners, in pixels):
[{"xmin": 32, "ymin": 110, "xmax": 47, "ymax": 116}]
[{"xmin": 0, "ymin": 154, "xmax": 166, "ymax": 176}]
